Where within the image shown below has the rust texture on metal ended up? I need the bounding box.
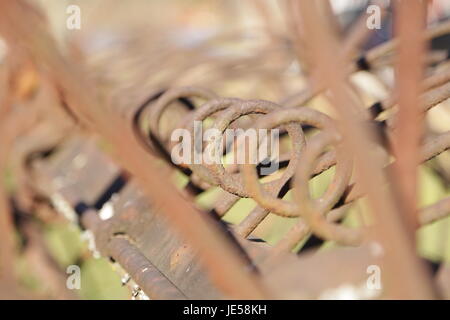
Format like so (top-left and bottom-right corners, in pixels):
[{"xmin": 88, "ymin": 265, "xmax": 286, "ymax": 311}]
[{"xmin": 1, "ymin": 0, "xmax": 450, "ymax": 299}]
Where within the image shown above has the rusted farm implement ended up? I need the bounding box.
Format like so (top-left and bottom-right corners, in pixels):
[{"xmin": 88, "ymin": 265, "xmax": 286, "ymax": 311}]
[{"xmin": 1, "ymin": 0, "xmax": 450, "ymax": 300}]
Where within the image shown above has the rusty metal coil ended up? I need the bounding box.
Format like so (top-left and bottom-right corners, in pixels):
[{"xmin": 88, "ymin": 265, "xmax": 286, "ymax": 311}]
[
  {"xmin": 132, "ymin": 32, "xmax": 450, "ymax": 256},
  {"xmin": 4, "ymin": 0, "xmax": 450, "ymax": 300}
]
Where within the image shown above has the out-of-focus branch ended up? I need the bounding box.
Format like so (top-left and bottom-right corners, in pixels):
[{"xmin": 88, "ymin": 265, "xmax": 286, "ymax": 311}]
[
  {"xmin": 391, "ymin": 0, "xmax": 428, "ymax": 234},
  {"xmin": 0, "ymin": 49, "xmax": 42, "ymax": 288}
]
